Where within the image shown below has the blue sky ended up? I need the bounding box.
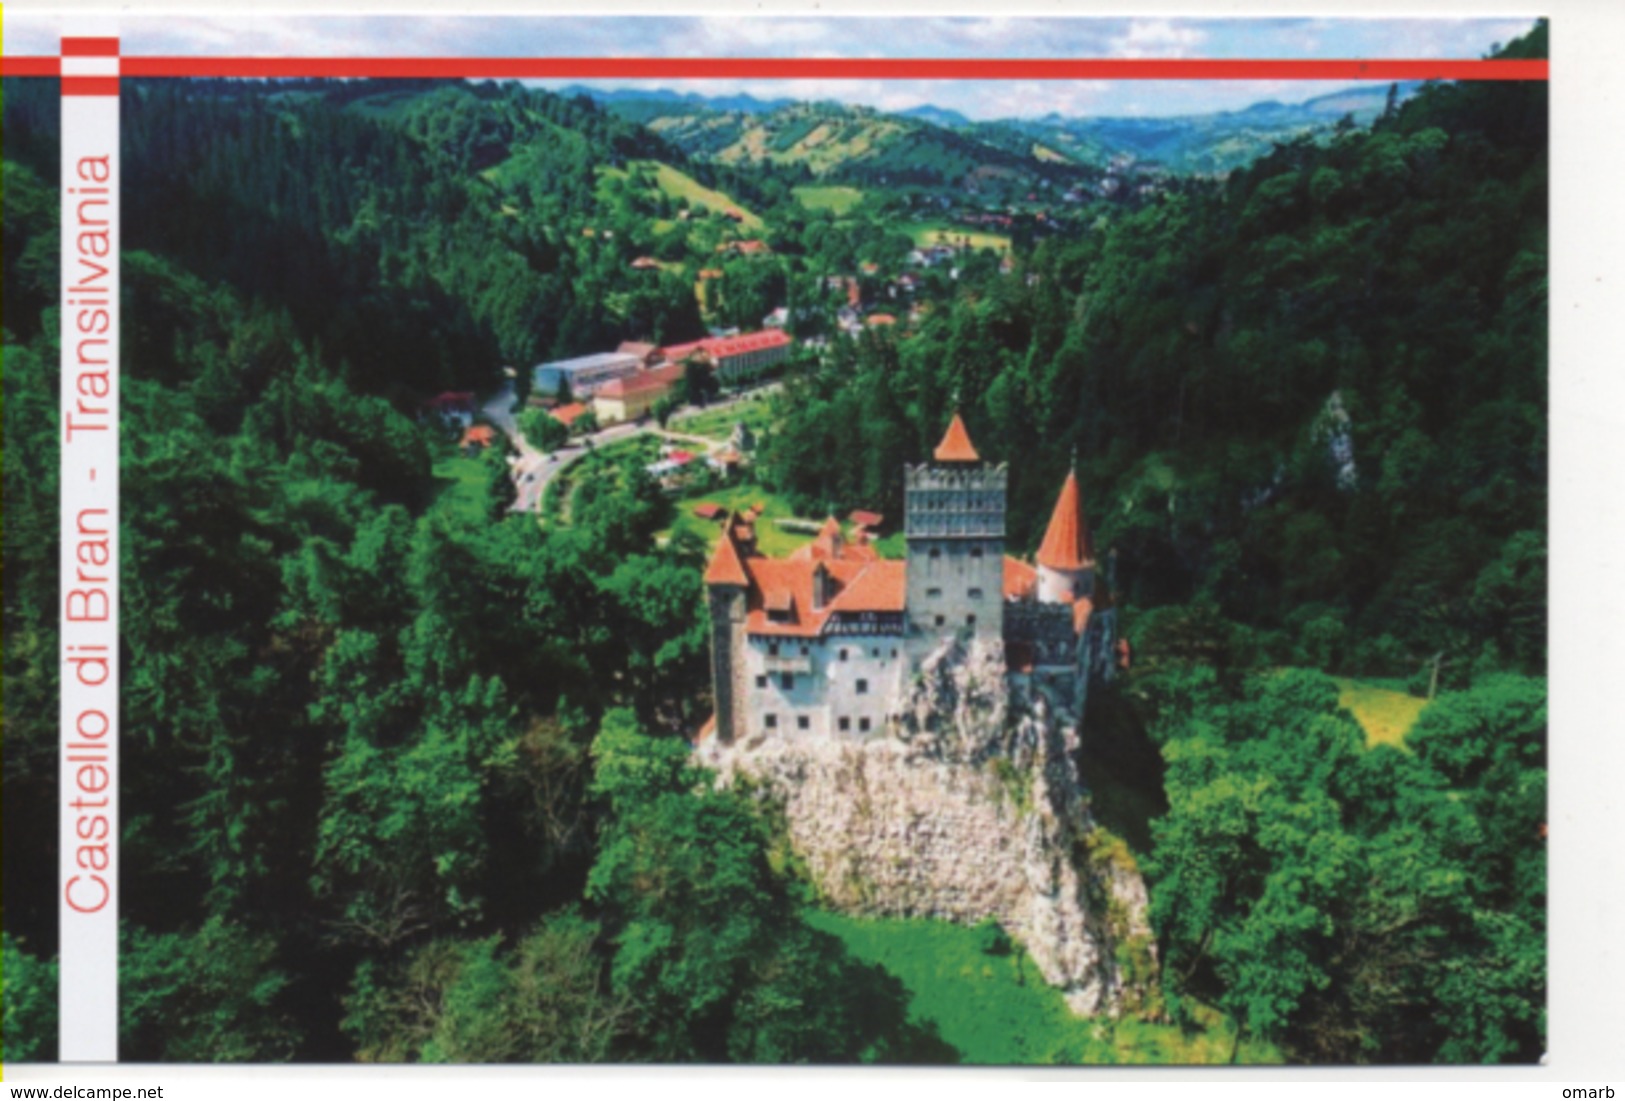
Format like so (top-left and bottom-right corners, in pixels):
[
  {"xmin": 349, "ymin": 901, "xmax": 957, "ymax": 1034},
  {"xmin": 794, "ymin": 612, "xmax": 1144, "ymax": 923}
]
[{"xmin": 4, "ymin": 15, "xmax": 1541, "ymax": 118}]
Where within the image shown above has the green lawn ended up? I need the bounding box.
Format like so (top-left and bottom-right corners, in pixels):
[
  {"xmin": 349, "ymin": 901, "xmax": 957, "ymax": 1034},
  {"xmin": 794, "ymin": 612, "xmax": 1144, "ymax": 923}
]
[
  {"xmin": 669, "ymin": 397, "xmax": 777, "ymax": 442},
  {"xmin": 793, "ymin": 184, "xmax": 865, "ymax": 215},
  {"xmin": 807, "ymin": 910, "xmax": 1279, "ymax": 1065},
  {"xmin": 640, "ymin": 160, "xmax": 764, "ymax": 229},
  {"xmin": 661, "ymin": 481, "xmax": 819, "ymax": 559},
  {"xmin": 1335, "ymin": 677, "xmax": 1428, "ymax": 749},
  {"xmin": 908, "ymin": 222, "xmax": 1012, "ymax": 253},
  {"xmin": 430, "ymin": 455, "xmax": 490, "ymax": 527}
]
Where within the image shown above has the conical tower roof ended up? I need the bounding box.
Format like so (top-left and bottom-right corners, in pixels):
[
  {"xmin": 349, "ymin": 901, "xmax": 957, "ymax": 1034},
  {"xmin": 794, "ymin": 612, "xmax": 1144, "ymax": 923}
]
[
  {"xmin": 1036, "ymin": 470, "xmax": 1094, "ymax": 572},
  {"xmin": 933, "ymin": 413, "xmax": 980, "ymax": 463},
  {"xmin": 703, "ymin": 516, "xmax": 750, "ymax": 586}
]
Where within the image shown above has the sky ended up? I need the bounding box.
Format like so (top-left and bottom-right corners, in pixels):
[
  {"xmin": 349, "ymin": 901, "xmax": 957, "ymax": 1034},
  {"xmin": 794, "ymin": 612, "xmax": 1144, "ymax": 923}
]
[{"xmin": 2, "ymin": 14, "xmax": 1541, "ymax": 118}]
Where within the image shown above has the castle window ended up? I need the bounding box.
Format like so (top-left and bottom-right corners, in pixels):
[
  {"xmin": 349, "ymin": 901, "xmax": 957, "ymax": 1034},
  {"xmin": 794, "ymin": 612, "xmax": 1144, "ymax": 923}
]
[
  {"xmin": 891, "ymin": 649, "xmax": 898, "ymax": 659},
  {"xmin": 926, "ymin": 587, "xmax": 942, "ymax": 598},
  {"xmin": 971, "ymin": 546, "xmax": 984, "ymax": 559},
  {"xmin": 935, "ymin": 615, "xmax": 945, "ymax": 628},
  {"xmin": 968, "ymin": 588, "xmax": 984, "ymax": 600},
  {"xmin": 839, "ymin": 648, "xmax": 849, "ymax": 661},
  {"xmin": 781, "ymin": 672, "xmax": 795, "ymax": 690},
  {"xmin": 872, "ymin": 648, "xmax": 880, "ymax": 658},
  {"xmin": 768, "ymin": 642, "xmax": 780, "ymax": 657},
  {"xmin": 929, "ymin": 547, "xmax": 941, "ymax": 560},
  {"xmin": 967, "ymin": 614, "xmax": 977, "ymax": 628},
  {"xmin": 859, "ymin": 718, "xmax": 872, "ymax": 733},
  {"xmin": 801, "ymin": 645, "xmax": 810, "ymax": 656},
  {"xmin": 755, "ymin": 675, "xmax": 768, "ymax": 689},
  {"xmin": 797, "ymin": 715, "xmax": 811, "ymax": 731},
  {"xmin": 766, "ymin": 714, "xmax": 778, "ymax": 729},
  {"xmin": 839, "ymin": 717, "xmax": 851, "ymax": 733},
  {"xmin": 857, "ymin": 678, "xmax": 869, "ymax": 695}
]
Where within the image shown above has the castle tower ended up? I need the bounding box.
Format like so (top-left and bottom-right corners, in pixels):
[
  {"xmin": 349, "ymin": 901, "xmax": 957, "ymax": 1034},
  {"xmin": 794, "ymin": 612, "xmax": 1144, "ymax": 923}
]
[
  {"xmin": 703, "ymin": 517, "xmax": 751, "ymax": 744},
  {"xmin": 1036, "ymin": 468, "xmax": 1095, "ymax": 605},
  {"xmin": 905, "ymin": 413, "xmax": 1007, "ymax": 660}
]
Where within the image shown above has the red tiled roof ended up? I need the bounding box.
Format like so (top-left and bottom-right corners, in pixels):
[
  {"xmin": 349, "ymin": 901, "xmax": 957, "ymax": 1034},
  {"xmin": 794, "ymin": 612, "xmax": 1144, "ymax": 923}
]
[
  {"xmin": 693, "ymin": 502, "xmax": 724, "ymax": 520},
  {"xmin": 596, "ymin": 363, "xmax": 684, "ymax": 400},
  {"xmin": 735, "ymin": 526, "xmax": 901, "ymax": 636},
  {"xmin": 460, "ymin": 425, "xmax": 496, "ymax": 447},
  {"xmin": 1003, "ymin": 557, "xmax": 1038, "ymax": 600},
  {"xmin": 826, "ymin": 560, "xmax": 906, "ymax": 615},
  {"xmin": 866, "ymin": 313, "xmax": 897, "ymax": 326},
  {"xmin": 704, "ymin": 519, "xmax": 750, "ymax": 587},
  {"xmin": 1073, "ymin": 596, "xmax": 1093, "ymax": 634},
  {"xmin": 934, "ymin": 414, "xmax": 980, "ymax": 463},
  {"xmin": 551, "ymin": 402, "xmax": 589, "ymax": 427},
  {"xmin": 706, "ymin": 329, "xmax": 792, "ymax": 360},
  {"xmin": 848, "ymin": 510, "xmax": 884, "ymax": 529},
  {"xmin": 1037, "ymin": 470, "xmax": 1094, "ymax": 572}
]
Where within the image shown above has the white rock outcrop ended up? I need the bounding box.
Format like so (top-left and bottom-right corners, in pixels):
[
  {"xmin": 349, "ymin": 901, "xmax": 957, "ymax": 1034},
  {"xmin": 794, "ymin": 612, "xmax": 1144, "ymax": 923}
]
[{"xmin": 699, "ymin": 636, "xmax": 1153, "ymax": 1015}]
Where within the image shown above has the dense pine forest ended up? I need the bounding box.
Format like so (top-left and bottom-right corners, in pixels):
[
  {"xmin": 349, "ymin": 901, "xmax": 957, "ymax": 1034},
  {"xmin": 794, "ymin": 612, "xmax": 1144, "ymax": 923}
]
[{"xmin": 3, "ymin": 23, "xmax": 1545, "ymax": 1065}]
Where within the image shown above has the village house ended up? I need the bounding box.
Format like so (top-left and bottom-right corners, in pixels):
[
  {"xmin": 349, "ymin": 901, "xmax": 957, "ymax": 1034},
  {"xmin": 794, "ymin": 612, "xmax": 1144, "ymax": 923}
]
[
  {"xmin": 421, "ymin": 391, "xmax": 477, "ymax": 431},
  {"xmin": 531, "ymin": 350, "xmax": 642, "ymax": 399},
  {"xmin": 592, "ymin": 362, "xmax": 685, "ymax": 425},
  {"xmin": 662, "ymin": 329, "xmax": 792, "ymax": 384}
]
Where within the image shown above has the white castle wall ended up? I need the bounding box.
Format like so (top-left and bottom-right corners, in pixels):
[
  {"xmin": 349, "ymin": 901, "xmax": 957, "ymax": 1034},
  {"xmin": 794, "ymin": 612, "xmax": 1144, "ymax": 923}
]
[{"xmin": 740, "ymin": 632, "xmax": 905, "ymax": 742}]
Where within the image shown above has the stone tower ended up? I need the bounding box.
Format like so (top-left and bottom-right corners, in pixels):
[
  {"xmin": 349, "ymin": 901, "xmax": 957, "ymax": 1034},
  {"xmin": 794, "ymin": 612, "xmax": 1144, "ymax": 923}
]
[
  {"xmin": 905, "ymin": 414, "xmax": 1008, "ymax": 661},
  {"xmin": 1035, "ymin": 468, "xmax": 1095, "ymax": 605},
  {"xmin": 703, "ymin": 518, "xmax": 751, "ymax": 745}
]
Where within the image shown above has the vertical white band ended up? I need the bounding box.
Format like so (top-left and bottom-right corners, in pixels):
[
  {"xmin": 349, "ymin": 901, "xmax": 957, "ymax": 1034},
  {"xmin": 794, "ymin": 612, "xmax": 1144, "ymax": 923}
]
[{"xmin": 59, "ymin": 42, "xmax": 121, "ymax": 1065}]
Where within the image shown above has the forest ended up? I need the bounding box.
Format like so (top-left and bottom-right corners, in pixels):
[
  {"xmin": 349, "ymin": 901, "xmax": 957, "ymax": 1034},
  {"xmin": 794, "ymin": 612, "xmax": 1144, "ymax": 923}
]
[{"xmin": 2, "ymin": 22, "xmax": 1545, "ymax": 1065}]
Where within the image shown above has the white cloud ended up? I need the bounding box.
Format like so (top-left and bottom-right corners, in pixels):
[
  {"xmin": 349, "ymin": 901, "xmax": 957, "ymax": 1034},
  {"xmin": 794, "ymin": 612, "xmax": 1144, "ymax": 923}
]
[{"xmin": 1108, "ymin": 19, "xmax": 1208, "ymax": 60}]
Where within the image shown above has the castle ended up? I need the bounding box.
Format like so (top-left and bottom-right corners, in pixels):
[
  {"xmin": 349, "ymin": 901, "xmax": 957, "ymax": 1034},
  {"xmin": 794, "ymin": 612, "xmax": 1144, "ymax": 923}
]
[{"xmin": 702, "ymin": 414, "xmax": 1116, "ymax": 746}]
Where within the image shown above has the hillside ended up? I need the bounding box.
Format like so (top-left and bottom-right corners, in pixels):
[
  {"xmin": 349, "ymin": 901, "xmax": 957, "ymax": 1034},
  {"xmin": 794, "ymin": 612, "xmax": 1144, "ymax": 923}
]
[
  {"xmin": 591, "ymin": 96, "xmax": 1098, "ymax": 197},
  {"xmin": 990, "ymin": 83, "xmax": 1424, "ymax": 175},
  {"xmin": 581, "ymin": 82, "xmax": 1423, "ymax": 181}
]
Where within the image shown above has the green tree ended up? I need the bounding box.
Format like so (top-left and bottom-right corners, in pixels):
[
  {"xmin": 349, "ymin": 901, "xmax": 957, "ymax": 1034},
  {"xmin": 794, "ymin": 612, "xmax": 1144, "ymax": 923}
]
[
  {"xmin": 520, "ymin": 407, "xmax": 569, "ymax": 453},
  {"xmin": 585, "ymin": 710, "xmax": 943, "ymax": 1063}
]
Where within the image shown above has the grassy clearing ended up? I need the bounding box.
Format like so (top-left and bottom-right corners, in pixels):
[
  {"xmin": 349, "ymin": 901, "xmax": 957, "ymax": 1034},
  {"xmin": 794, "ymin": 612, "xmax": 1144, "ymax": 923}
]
[
  {"xmin": 807, "ymin": 910, "xmax": 1278, "ymax": 1065},
  {"xmin": 660, "ymin": 481, "xmax": 816, "ymax": 559},
  {"xmin": 793, "ymin": 184, "xmax": 865, "ymax": 214},
  {"xmin": 908, "ymin": 222, "xmax": 1012, "ymax": 253},
  {"xmin": 1335, "ymin": 677, "xmax": 1428, "ymax": 749},
  {"xmin": 669, "ymin": 397, "xmax": 777, "ymax": 442},
  {"xmin": 640, "ymin": 160, "xmax": 763, "ymax": 229},
  {"xmin": 430, "ymin": 455, "xmax": 490, "ymax": 527}
]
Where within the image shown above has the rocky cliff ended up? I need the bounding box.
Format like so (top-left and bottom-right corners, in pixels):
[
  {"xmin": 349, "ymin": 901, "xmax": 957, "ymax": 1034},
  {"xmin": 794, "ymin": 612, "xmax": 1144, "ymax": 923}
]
[{"xmin": 697, "ymin": 636, "xmax": 1155, "ymax": 1015}]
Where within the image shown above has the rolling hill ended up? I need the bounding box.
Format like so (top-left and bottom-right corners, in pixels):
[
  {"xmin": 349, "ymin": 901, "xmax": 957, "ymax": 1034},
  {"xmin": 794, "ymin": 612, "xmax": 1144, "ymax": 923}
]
[{"xmin": 574, "ymin": 82, "xmax": 1423, "ymax": 180}]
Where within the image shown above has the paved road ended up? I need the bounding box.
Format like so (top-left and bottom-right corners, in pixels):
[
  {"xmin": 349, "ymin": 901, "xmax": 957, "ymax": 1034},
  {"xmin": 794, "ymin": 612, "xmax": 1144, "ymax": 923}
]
[{"xmin": 482, "ymin": 381, "xmax": 779, "ymax": 515}]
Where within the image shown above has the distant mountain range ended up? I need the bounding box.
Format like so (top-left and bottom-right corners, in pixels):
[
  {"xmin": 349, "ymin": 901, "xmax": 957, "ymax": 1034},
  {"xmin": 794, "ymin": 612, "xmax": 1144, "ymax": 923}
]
[{"xmin": 565, "ymin": 82, "xmax": 1422, "ymax": 179}]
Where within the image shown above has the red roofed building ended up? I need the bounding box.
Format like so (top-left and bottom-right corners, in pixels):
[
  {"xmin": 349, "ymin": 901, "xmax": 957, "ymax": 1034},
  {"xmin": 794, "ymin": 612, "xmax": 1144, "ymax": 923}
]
[
  {"xmin": 1036, "ymin": 469, "xmax": 1095, "ymax": 603},
  {"xmin": 593, "ymin": 362, "xmax": 685, "ymax": 424},
  {"xmin": 703, "ymin": 416, "xmax": 1117, "ymax": 747},
  {"xmin": 662, "ymin": 329, "xmax": 792, "ymax": 383},
  {"xmin": 460, "ymin": 424, "xmax": 497, "ymax": 451},
  {"xmin": 550, "ymin": 402, "xmax": 590, "ymax": 429}
]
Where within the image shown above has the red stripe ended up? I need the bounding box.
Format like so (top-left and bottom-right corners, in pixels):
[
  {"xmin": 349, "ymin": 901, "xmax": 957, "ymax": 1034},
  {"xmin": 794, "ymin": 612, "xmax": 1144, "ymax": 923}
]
[
  {"xmin": 61, "ymin": 37, "xmax": 121, "ymax": 57},
  {"xmin": 0, "ymin": 57, "xmax": 61, "ymax": 76},
  {"xmin": 62, "ymin": 77, "xmax": 121, "ymax": 96},
  {"xmin": 2, "ymin": 55, "xmax": 1548, "ymax": 82}
]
